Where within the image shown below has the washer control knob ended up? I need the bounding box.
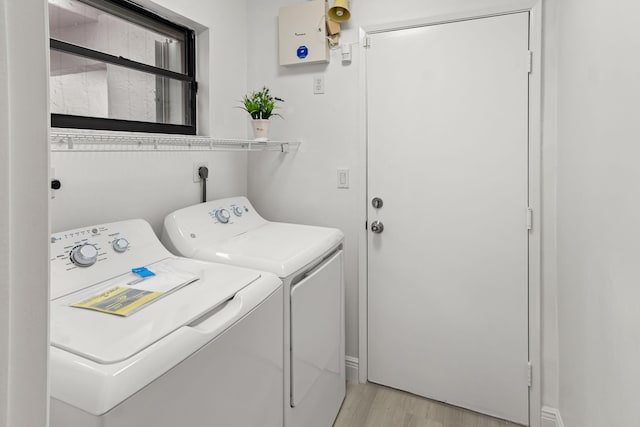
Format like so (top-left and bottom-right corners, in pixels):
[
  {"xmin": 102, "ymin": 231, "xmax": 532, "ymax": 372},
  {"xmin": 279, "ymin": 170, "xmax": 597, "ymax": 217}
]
[
  {"xmin": 232, "ymin": 206, "xmax": 243, "ymax": 217},
  {"xmin": 112, "ymin": 237, "xmax": 129, "ymax": 253},
  {"xmin": 215, "ymin": 209, "xmax": 231, "ymax": 224},
  {"xmin": 70, "ymin": 243, "xmax": 98, "ymax": 267}
]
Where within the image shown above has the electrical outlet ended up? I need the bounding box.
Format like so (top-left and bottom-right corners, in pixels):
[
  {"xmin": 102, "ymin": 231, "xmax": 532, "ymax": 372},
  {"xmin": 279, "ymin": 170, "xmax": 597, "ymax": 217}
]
[{"xmin": 193, "ymin": 162, "xmax": 209, "ymax": 183}]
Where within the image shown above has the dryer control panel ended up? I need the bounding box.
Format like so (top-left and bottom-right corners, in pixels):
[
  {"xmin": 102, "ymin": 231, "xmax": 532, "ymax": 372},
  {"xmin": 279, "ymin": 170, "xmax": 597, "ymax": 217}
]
[
  {"xmin": 162, "ymin": 197, "xmax": 268, "ymax": 257},
  {"xmin": 50, "ymin": 219, "xmax": 171, "ymax": 300},
  {"xmin": 207, "ymin": 201, "xmax": 251, "ymax": 225}
]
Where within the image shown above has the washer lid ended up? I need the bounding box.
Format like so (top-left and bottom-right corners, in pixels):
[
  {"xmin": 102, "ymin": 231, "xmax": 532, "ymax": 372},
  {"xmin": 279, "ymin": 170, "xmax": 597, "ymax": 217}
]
[
  {"xmin": 50, "ymin": 258, "xmax": 261, "ymax": 364},
  {"xmin": 196, "ymin": 222, "xmax": 344, "ymax": 278}
]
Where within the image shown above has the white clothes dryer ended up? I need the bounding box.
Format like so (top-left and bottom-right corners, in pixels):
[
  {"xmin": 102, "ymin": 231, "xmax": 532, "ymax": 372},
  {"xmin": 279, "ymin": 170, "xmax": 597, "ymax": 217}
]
[
  {"xmin": 49, "ymin": 219, "xmax": 283, "ymax": 427},
  {"xmin": 162, "ymin": 197, "xmax": 345, "ymax": 427}
]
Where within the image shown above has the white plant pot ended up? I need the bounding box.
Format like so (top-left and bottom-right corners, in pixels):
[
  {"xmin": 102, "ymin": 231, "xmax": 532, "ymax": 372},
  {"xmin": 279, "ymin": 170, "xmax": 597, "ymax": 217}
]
[{"xmin": 251, "ymin": 119, "xmax": 270, "ymax": 141}]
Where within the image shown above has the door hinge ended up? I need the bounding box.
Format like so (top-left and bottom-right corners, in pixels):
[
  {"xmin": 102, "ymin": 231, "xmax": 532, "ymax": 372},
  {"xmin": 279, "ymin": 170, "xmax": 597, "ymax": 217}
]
[
  {"xmin": 526, "ymin": 207, "xmax": 533, "ymax": 230},
  {"xmin": 363, "ymin": 37, "xmax": 371, "ymax": 49},
  {"xmin": 527, "ymin": 50, "xmax": 533, "ymax": 73},
  {"xmin": 527, "ymin": 361, "xmax": 532, "ymax": 387}
]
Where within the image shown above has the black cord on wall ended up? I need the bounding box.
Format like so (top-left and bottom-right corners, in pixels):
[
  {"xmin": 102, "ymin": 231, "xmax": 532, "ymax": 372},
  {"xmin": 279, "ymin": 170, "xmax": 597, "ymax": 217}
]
[{"xmin": 198, "ymin": 166, "xmax": 208, "ymax": 203}]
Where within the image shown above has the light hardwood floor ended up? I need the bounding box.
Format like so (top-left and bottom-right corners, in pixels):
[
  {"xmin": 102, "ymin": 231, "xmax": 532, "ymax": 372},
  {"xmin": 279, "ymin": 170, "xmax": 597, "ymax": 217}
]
[{"xmin": 333, "ymin": 382, "xmax": 524, "ymax": 427}]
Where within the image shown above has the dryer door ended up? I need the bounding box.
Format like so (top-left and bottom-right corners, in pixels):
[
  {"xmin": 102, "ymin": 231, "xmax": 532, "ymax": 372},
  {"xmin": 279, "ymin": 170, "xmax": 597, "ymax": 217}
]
[{"xmin": 290, "ymin": 250, "xmax": 344, "ymax": 408}]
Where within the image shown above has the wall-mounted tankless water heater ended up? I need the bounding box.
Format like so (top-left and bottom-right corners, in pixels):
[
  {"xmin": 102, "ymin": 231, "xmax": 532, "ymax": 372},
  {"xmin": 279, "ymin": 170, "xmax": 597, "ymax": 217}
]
[{"xmin": 278, "ymin": 0, "xmax": 329, "ymax": 66}]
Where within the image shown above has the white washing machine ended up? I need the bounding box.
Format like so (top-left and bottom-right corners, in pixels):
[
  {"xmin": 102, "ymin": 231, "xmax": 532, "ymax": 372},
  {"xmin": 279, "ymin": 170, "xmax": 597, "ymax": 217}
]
[
  {"xmin": 49, "ymin": 219, "xmax": 283, "ymax": 427},
  {"xmin": 162, "ymin": 197, "xmax": 345, "ymax": 427}
]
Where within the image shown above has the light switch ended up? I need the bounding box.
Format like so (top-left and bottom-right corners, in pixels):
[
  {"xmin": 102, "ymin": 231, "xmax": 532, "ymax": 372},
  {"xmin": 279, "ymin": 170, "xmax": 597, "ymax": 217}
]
[
  {"xmin": 337, "ymin": 168, "xmax": 349, "ymax": 189},
  {"xmin": 313, "ymin": 76, "xmax": 325, "ymax": 94}
]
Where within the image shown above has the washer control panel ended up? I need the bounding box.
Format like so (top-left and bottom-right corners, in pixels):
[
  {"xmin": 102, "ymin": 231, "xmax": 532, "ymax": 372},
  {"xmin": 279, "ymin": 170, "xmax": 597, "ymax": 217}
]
[
  {"xmin": 50, "ymin": 219, "xmax": 171, "ymax": 299},
  {"xmin": 51, "ymin": 225, "xmax": 131, "ymax": 269}
]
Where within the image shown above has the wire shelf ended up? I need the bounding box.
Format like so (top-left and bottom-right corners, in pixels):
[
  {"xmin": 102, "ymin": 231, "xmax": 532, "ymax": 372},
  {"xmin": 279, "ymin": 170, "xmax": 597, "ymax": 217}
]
[{"xmin": 49, "ymin": 129, "xmax": 300, "ymax": 153}]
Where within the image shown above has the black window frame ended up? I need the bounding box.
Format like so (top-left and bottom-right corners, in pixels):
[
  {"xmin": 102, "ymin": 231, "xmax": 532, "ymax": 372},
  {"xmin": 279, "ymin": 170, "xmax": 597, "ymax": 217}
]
[{"xmin": 49, "ymin": 0, "xmax": 197, "ymax": 135}]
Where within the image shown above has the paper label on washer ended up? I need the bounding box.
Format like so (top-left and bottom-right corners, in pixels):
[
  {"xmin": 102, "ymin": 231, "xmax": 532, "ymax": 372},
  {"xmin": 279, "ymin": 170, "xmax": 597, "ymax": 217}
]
[
  {"xmin": 70, "ymin": 261, "xmax": 199, "ymax": 317},
  {"xmin": 72, "ymin": 286, "xmax": 162, "ymax": 316}
]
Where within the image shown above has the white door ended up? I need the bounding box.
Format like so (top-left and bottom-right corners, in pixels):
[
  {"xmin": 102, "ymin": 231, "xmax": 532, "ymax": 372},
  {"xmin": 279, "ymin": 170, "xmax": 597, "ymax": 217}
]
[{"xmin": 367, "ymin": 13, "xmax": 530, "ymax": 425}]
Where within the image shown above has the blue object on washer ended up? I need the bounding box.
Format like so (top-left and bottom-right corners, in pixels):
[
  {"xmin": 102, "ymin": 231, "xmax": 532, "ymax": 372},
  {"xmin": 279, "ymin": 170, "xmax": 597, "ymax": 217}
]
[{"xmin": 132, "ymin": 267, "xmax": 155, "ymax": 278}]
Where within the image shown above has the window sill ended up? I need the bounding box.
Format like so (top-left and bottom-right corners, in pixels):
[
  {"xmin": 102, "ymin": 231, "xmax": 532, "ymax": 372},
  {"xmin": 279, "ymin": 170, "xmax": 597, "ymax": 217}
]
[{"xmin": 50, "ymin": 128, "xmax": 301, "ymax": 153}]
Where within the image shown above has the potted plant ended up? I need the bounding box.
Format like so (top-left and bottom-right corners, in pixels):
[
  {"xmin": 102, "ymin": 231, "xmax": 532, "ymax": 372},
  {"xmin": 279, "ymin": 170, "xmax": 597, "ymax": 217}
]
[{"xmin": 239, "ymin": 86, "xmax": 284, "ymax": 141}]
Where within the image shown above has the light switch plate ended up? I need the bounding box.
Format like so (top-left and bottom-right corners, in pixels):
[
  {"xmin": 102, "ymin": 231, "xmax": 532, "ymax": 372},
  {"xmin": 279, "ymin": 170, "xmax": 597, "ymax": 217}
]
[
  {"xmin": 337, "ymin": 168, "xmax": 349, "ymax": 189},
  {"xmin": 314, "ymin": 75, "xmax": 325, "ymax": 94}
]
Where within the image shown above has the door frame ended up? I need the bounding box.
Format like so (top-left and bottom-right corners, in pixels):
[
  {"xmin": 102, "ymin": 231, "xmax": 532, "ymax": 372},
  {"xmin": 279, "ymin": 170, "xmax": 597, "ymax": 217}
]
[{"xmin": 356, "ymin": 1, "xmax": 543, "ymax": 426}]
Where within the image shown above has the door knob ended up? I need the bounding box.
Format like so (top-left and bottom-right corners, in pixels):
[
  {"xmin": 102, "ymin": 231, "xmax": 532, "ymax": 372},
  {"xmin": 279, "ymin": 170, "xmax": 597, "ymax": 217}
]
[{"xmin": 370, "ymin": 220, "xmax": 384, "ymax": 234}]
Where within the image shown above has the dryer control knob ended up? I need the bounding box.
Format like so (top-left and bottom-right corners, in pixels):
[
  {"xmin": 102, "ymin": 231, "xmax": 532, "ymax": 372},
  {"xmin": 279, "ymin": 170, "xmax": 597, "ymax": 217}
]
[
  {"xmin": 70, "ymin": 243, "xmax": 98, "ymax": 267},
  {"xmin": 232, "ymin": 206, "xmax": 243, "ymax": 217},
  {"xmin": 215, "ymin": 209, "xmax": 231, "ymax": 224},
  {"xmin": 112, "ymin": 237, "xmax": 129, "ymax": 253}
]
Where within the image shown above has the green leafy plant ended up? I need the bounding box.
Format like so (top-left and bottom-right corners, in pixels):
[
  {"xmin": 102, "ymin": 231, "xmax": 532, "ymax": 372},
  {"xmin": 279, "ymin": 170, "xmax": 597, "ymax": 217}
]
[{"xmin": 239, "ymin": 86, "xmax": 284, "ymax": 120}]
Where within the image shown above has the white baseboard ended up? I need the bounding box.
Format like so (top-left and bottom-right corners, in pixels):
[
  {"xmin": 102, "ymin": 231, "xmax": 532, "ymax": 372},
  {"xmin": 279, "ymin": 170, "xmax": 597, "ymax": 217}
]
[
  {"xmin": 346, "ymin": 356, "xmax": 359, "ymax": 383},
  {"xmin": 541, "ymin": 406, "xmax": 565, "ymax": 427}
]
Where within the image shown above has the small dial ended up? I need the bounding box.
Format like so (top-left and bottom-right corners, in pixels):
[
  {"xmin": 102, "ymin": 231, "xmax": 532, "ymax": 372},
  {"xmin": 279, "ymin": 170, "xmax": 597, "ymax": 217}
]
[
  {"xmin": 232, "ymin": 206, "xmax": 243, "ymax": 217},
  {"xmin": 112, "ymin": 237, "xmax": 129, "ymax": 253},
  {"xmin": 215, "ymin": 209, "xmax": 231, "ymax": 224},
  {"xmin": 70, "ymin": 243, "xmax": 98, "ymax": 267}
]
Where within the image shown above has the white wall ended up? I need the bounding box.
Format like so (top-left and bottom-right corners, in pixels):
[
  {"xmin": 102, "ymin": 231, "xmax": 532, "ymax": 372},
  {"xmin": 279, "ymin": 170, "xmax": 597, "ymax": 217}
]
[
  {"xmin": 51, "ymin": 0, "xmax": 251, "ymax": 234},
  {"xmin": 246, "ymin": 0, "xmax": 560, "ymax": 412},
  {"xmin": 0, "ymin": 0, "xmax": 50, "ymax": 426},
  {"xmin": 556, "ymin": 0, "xmax": 640, "ymax": 425},
  {"xmin": 246, "ymin": 0, "xmax": 360, "ymax": 361}
]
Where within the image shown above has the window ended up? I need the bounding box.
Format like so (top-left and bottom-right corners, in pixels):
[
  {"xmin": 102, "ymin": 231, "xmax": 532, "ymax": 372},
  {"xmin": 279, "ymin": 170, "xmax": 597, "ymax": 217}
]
[{"xmin": 48, "ymin": 0, "xmax": 197, "ymax": 134}]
